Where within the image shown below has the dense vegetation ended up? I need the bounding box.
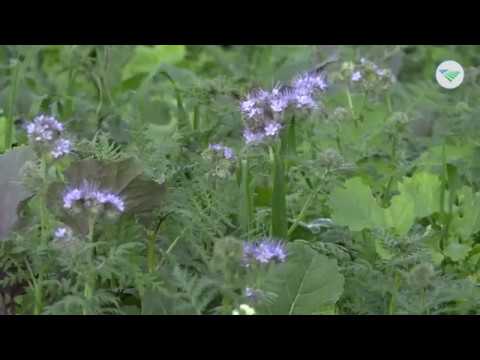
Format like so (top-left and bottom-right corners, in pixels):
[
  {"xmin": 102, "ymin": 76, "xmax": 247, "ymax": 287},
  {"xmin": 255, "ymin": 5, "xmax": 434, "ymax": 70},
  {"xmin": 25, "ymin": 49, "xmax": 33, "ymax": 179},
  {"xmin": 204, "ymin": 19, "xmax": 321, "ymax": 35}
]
[{"xmin": 1, "ymin": 45, "xmax": 480, "ymax": 315}]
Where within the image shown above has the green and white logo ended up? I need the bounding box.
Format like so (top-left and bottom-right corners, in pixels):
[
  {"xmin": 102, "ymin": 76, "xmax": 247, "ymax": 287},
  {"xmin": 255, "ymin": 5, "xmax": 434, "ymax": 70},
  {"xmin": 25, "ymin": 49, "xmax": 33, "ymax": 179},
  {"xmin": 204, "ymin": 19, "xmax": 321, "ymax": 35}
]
[{"xmin": 436, "ymin": 60, "xmax": 464, "ymax": 89}]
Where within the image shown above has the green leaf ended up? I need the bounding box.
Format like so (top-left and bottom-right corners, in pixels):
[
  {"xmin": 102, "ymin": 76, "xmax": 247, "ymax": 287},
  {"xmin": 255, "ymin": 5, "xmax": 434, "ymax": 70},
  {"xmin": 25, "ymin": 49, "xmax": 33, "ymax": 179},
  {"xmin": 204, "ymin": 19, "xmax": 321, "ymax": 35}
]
[
  {"xmin": 444, "ymin": 242, "xmax": 472, "ymax": 262},
  {"xmin": 0, "ymin": 146, "xmax": 35, "ymax": 240},
  {"xmin": 122, "ymin": 45, "xmax": 186, "ymax": 80},
  {"xmin": 329, "ymin": 172, "xmax": 442, "ymax": 234},
  {"xmin": 397, "ymin": 172, "xmax": 441, "ymax": 219},
  {"xmin": 384, "ymin": 192, "xmax": 415, "ymax": 236},
  {"xmin": 260, "ymin": 242, "xmax": 344, "ymax": 315},
  {"xmin": 329, "ymin": 177, "xmax": 385, "ymax": 232},
  {"xmin": 451, "ymin": 186, "xmax": 480, "ymax": 240}
]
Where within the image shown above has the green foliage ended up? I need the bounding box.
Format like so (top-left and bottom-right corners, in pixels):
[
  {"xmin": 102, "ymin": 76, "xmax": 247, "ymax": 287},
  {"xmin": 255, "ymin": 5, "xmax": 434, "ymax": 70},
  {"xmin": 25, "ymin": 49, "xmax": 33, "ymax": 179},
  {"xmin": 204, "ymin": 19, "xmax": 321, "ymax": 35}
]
[
  {"xmin": 3, "ymin": 45, "xmax": 480, "ymax": 315},
  {"xmin": 259, "ymin": 242, "xmax": 344, "ymax": 315}
]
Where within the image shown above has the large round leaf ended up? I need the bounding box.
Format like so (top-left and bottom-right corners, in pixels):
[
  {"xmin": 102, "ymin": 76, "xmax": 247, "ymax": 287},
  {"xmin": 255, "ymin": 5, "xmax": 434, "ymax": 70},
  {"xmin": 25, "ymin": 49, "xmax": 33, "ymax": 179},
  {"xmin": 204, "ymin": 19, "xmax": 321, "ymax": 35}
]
[{"xmin": 260, "ymin": 242, "xmax": 344, "ymax": 315}]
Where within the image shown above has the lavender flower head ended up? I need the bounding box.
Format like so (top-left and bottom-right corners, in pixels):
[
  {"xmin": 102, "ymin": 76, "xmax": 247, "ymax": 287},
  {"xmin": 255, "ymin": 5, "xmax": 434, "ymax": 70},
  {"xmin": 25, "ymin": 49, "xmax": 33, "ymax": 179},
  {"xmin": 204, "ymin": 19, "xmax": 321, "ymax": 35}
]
[
  {"xmin": 25, "ymin": 114, "xmax": 73, "ymax": 159},
  {"xmin": 242, "ymin": 238, "xmax": 287, "ymax": 266},
  {"xmin": 351, "ymin": 71, "xmax": 362, "ymax": 82},
  {"xmin": 51, "ymin": 138, "xmax": 72, "ymax": 159},
  {"xmin": 208, "ymin": 143, "xmax": 236, "ymax": 160},
  {"xmin": 290, "ymin": 71, "xmax": 327, "ymax": 110},
  {"xmin": 25, "ymin": 114, "xmax": 64, "ymax": 143},
  {"xmin": 54, "ymin": 227, "xmax": 69, "ymax": 239},
  {"xmin": 240, "ymin": 70, "xmax": 328, "ymax": 145},
  {"xmin": 54, "ymin": 226, "xmax": 74, "ymax": 242},
  {"xmin": 63, "ymin": 181, "xmax": 125, "ymax": 214}
]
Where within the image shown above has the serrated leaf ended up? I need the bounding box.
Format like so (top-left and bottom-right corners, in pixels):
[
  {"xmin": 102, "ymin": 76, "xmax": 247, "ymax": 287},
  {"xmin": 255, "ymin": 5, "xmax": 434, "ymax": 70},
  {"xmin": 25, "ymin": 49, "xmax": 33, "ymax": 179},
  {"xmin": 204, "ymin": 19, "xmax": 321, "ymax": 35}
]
[{"xmin": 260, "ymin": 242, "xmax": 344, "ymax": 315}]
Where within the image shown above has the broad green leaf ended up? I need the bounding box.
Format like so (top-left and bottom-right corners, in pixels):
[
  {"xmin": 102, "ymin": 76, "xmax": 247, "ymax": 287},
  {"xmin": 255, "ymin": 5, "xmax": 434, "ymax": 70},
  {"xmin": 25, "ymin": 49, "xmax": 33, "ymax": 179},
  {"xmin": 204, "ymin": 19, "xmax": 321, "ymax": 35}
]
[
  {"xmin": 397, "ymin": 172, "xmax": 441, "ymax": 219},
  {"xmin": 384, "ymin": 192, "xmax": 415, "ymax": 236},
  {"xmin": 451, "ymin": 186, "xmax": 480, "ymax": 240},
  {"xmin": 329, "ymin": 177, "xmax": 385, "ymax": 231},
  {"xmin": 0, "ymin": 146, "xmax": 35, "ymax": 240},
  {"xmin": 122, "ymin": 45, "xmax": 186, "ymax": 80},
  {"xmin": 444, "ymin": 242, "xmax": 472, "ymax": 262},
  {"xmin": 260, "ymin": 242, "xmax": 344, "ymax": 315}
]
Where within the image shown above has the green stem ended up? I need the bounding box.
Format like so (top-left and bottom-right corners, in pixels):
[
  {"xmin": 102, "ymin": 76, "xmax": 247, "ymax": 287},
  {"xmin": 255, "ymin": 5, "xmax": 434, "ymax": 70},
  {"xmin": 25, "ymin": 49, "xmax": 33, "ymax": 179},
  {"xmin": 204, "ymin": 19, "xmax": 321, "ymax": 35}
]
[
  {"xmin": 39, "ymin": 154, "xmax": 49, "ymax": 246},
  {"xmin": 147, "ymin": 230, "xmax": 157, "ymax": 273},
  {"xmin": 287, "ymin": 186, "xmax": 321, "ymax": 237},
  {"xmin": 270, "ymin": 145, "xmax": 288, "ymax": 240},
  {"xmin": 25, "ymin": 261, "xmax": 43, "ymax": 315},
  {"xmin": 239, "ymin": 159, "xmax": 253, "ymax": 238},
  {"xmin": 346, "ymin": 87, "xmax": 356, "ymax": 127},
  {"xmin": 83, "ymin": 216, "xmax": 96, "ymax": 315},
  {"xmin": 5, "ymin": 60, "xmax": 21, "ymax": 149}
]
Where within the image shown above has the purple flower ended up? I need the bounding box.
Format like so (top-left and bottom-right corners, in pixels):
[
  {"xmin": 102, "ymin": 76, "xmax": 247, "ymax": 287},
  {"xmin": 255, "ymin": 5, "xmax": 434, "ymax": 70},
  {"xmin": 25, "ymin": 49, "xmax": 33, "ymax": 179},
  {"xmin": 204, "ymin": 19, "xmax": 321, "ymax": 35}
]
[
  {"xmin": 208, "ymin": 143, "xmax": 235, "ymax": 160},
  {"xmin": 351, "ymin": 71, "xmax": 362, "ymax": 82},
  {"xmin": 54, "ymin": 227, "xmax": 68, "ymax": 239},
  {"xmin": 101, "ymin": 192, "xmax": 125, "ymax": 212},
  {"xmin": 240, "ymin": 90, "xmax": 270, "ymax": 119},
  {"xmin": 242, "ymin": 239, "xmax": 287, "ymax": 266},
  {"xmin": 269, "ymin": 86, "xmax": 292, "ymax": 113},
  {"xmin": 223, "ymin": 147, "xmax": 235, "ymax": 160},
  {"xmin": 62, "ymin": 182, "xmax": 125, "ymax": 214},
  {"xmin": 264, "ymin": 121, "xmax": 282, "ymax": 137},
  {"xmin": 25, "ymin": 114, "xmax": 64, "ymax": 143},
  {"xmin": 63, "ymin": 188, "xmax": 83, "ymax": 209},
  {"xmin": 51, "ymin": 138, "xmax": 72, "ymax": 159},
  {"xmin": 245, "ymin": 287, "xmax": 264, "ymax": 302},
  {"xmin": 243, "ymin": 129, "xmax": 266, "ymax": 145},
  {"xmin": 292, "ymin": 71, "xmax": 328, "ymax": 94},
  {"xmin": 290, "ymin": 71, "xmax": 327, "ymax": 109}
]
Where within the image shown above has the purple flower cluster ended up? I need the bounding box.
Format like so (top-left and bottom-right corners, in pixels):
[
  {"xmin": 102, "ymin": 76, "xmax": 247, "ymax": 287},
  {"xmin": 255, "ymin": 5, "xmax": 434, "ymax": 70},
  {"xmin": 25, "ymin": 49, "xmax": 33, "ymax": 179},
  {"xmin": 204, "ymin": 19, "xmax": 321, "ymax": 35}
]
[
  {"xmin": 25, "ymin": 114, "xmax": 72, "ymax": 159},
  {"xmin": 208, "ymin": 143, "xmax": 235, "ymax": 160},
  {"xmin": 51, "ymin": 138, "xmax": 72, "ymax": 159},
  {"xmin": 54, "ymin": 226, "xmax": 73, "ymax": 241},
  {"xmin": 245, "ymin": 287, "xmax": 264, "ymax": 302},
  {"xmin": 63, "ymin": 181, "xmax": 125, "ymax": 214},
  {"xmin": 240, "ymin": 71, "xmax": 328, "ymax": 145},
  {"xmin": 351, "ymin": 58, "xmax": 393, "ymax": 83},
  {"xmin": 242, "ymin": 238, "xmax": 287, "ymax": 266},
  {"xmin": 26, "ymin": 114, "xmax": 64, "ymax": 142}
]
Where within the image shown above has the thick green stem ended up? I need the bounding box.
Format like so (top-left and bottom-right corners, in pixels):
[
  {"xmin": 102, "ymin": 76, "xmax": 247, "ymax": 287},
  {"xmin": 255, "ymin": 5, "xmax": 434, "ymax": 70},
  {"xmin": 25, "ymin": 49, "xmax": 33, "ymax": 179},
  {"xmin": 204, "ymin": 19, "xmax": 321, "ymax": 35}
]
[
  {"xmin": 270, "ymin": 145, "xmax": 288, "ymax": 240},
  {"xmin": 346, "ymin": 87, "xmax": 357, "ymax": 127}
]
